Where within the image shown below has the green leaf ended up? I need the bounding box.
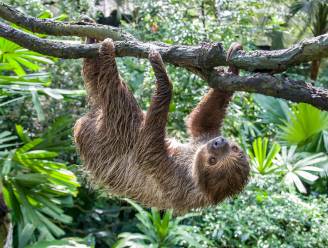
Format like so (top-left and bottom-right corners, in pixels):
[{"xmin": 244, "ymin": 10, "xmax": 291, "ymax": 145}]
[
  {"xmin": 25, "ymin": 238, "xmax": 93, "ymax": 248},
  {"xmin": 31, "ymin": 90, "xmax": 45, "ymax": 122},
  {"xmin": 296, "ymin": 170, "xmax": 318, "ymax": 182},
  {"xmin": 253, "ymin": 94, "xmax": 291, "ymax": 125},
  {"xmin": 16, "ymin": 138, "xmax": 43, "ymax": 153},
  {"xmin": 279, "ymin": 103, "xmax": 328, "ymax": 146},
  {"xmin": 13, "ymin": 173, "xmax": 48, "ymax": 186},
  {"xmin": 19, "ymin": 54, "xmax": 54, "ymax": 65},
  {"xmin": 2, "ymin": 183, "xmax": 23, "ymax": 223},
  {"xmin": 37, "ymin": 10, "xmax": 53, "ymax": 19},
  {"xmin": 248, "ymin": 137, "xmax": 280, "ymax": 175},
  {"xmin": 53, "ymin": 14, "xmax": 69, "ymax": 21},
  {"xmin": 265, "ymin": 143, "xmax": 281, "ymax": 168},
  {"xmin": 21, "ymin": 150, "xmax": 58, "ymax": 159},
  {"xmin": 14, "ymin": 56, "xmax": 41, "ymax": 71},
  {"xmin": 6, "ymin": 56, "xmax": 26, "ymax": 76},
  {"xmin": 15, "ymin": 124, "xmax": 31, "ymax": 143},
  {"xmin": 19, "ymin": 223, "xmax": 36, "ymax": 248},
  {"xmin": 35, "ymin": 211, "xmax": 66, "ymax": 237},
  {"xmin": 15, "ymin": 183, "xmax": 41, "ymax": 226},
  {"xmin": 1, "ymin": 152, "xmax": 14, "ymax": 177}
]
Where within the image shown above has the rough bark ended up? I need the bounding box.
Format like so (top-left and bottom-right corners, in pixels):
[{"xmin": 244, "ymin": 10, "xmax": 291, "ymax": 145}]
[
  {"xmin": 208, "ymin": 72, "xmax": 328, "ymax": 111},
  {"xmin": 0, "ymin": 22, "xmax": 225, "ymax": 74},
  {"xmin": 0, "ymin": 2, "xmax": 134, "ymax": 41}
]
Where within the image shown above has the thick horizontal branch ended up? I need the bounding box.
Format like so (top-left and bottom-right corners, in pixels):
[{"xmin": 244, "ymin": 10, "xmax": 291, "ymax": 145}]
[
  {"xmin": 209, "ymin": 72, "xmax": 328, "ymax": 111},
  {"xmin": 0, "ymin": 22, "xmax": 99, "ymax": 58},
  {"xmin": 0, "ymin": 22, "xmax": 223, "ymax": 74},
  {"xmin": 0, "ymin": 2, "xmax": 328, "ymax": 72},
  {"xmin": 232, "ymin": 34, "xmax": 328, "ymax": 71},
  {"xmin": 0, "ymin": 2, "xmax": 134, "ymax": 41}
]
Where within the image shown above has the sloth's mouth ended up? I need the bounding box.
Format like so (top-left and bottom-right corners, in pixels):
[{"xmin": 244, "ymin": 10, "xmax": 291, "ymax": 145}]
[
  {"xmin": 216, "ymin": 153, "xmax": 249, "ymax": 171},
  {"xmin": 212, "ymin": 155, "xmax": 234, "ymax": 169}
]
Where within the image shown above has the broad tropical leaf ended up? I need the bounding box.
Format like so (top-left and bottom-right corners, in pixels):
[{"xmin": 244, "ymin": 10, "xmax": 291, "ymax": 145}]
[
  {"xmin": 279, "ymin": 103, "xmax": 328, "ymax": 146},
  {"xmin": 274, "ymin": 146, "xmax": 326, "ymax": 193},
  {"xmin": 0, "ymin": 38, "xmax": 54, "ymax": 76},
  {"xmin": 248, "ymin": 137, "xmax": 281, "ymax": 175},
  {"xmin": 253, "ymin": 94, "xmax": 291, "ymax": 126}
]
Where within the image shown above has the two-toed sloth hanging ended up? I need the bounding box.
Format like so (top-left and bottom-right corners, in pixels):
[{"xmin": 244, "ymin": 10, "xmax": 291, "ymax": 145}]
[{"xmin": 74, "ymin": 38, "xmax": 250, "ymax": 213}]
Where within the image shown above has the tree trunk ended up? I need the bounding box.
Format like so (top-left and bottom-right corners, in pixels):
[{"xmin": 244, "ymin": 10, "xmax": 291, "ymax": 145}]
[{"xmin": 310, "ymin": 59, "xmax": 321, "ymax": 80}]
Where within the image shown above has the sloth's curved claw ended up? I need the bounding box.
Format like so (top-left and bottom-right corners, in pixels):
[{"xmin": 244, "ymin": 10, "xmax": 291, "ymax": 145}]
[
  {"xmin": 226, "ymin": 42, "xmax": 243, "ymax": 62},
  {"xmin": 148, "ymin": 49, "xmax": 166, "ymax": 74},
  {"xmin": 100, "ymin": 38, "xmax": 115, "ymax": 56},
  {"xmin": 78, "ymin": 15, "xmax": 95, "ymax": 24},
  {"xmin": 149, "ymin": 49, "xmax": 164, "ymax": 64},
  {"xmin": 226, "ymin": 42, "xmax": 243, "ymax": 75}
]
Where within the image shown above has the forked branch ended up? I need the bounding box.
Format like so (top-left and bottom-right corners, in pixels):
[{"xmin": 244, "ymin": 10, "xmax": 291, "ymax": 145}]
[{"xmin": 0, "ymin": 2, "xmax": 328, "ymax": 110}]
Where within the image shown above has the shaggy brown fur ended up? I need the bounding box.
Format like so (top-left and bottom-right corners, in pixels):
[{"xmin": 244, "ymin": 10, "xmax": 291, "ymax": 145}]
[{"xmin": 74, "ymin": 39, "xmax": 250, "ymax": 213}]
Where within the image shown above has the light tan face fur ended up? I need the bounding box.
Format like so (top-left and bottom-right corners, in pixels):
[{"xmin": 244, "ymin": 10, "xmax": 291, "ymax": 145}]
[{"xmin": 193, "ymin": 136, "xmax": 250, "ymax": 203}]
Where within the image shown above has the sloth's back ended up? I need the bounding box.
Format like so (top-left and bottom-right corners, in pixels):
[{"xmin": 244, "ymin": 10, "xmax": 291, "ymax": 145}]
[{"xmin": 74, "ymin": 111, "xmax": 166, "ymax": 204}]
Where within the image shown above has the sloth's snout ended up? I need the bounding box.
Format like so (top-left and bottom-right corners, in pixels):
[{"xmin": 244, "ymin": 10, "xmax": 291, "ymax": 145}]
[{"xmin": 211, "ymin": 136, "xmax": 228, "ymax": 151}]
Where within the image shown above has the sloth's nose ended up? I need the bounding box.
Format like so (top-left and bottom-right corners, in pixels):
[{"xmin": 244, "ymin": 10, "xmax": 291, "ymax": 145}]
[{"xmin": 212, "ymin": 136, "xmax": 228, "ymax": 150}]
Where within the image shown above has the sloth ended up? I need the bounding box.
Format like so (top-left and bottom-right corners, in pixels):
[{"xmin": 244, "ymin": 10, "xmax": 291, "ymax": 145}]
[{"xmin": 74, "ymin": 38, "xmax": 250, "ymax": 213}]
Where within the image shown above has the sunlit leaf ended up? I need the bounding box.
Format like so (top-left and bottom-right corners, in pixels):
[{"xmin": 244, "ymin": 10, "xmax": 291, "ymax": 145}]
[
  {"xmin": 275, "ymin": 146, "xmax": 325, "ymax": 193},
  {"xmin": 279, "ymin": 103, "xmax": 328, "ymax": 146},
  {"xmin": 248, "ymin": 137, "xmax": 281, "ymax": 174},
  {"xmin": 25, "ymin": 238, "xmax": 94, "ymax": 248},
  {"xmin": 15, "ymin": 124, "xmax": 31, "ymax": 143}
]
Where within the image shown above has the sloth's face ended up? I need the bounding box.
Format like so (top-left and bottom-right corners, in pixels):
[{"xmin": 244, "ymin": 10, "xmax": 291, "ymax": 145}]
[{"xmin": 193, "ymin": 136, "xmax": 250, "ymax": 203}]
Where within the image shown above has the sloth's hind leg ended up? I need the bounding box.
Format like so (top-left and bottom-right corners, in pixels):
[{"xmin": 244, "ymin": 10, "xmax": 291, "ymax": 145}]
[{"xmin": 97, "ymin": 39, "xmax": 144, "ymax": 148}]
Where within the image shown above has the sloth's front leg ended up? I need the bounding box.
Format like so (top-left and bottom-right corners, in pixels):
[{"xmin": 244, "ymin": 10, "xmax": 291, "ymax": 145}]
[
  {"xmin": 136, "ymin": 50, "xmax": 173, "ymax": 172},
  {"xmin": 186, "ymin": 42, "xmax": 243, "ymax": 140}
]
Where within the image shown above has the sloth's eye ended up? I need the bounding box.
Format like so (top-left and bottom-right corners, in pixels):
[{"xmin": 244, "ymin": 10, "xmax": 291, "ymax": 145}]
[
  {"xmin": 231, "ymin": 145, "xmax": 239, "ymax": 152},
  {"xmin": 208, "ymin": 157, "xmax": 217, "ymax": 165}
]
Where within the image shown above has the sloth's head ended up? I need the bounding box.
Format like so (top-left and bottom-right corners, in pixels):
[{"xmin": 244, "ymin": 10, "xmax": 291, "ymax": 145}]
[{"xmin": 193, "ymin": 136, "xmax": 250, "ymax": 203}]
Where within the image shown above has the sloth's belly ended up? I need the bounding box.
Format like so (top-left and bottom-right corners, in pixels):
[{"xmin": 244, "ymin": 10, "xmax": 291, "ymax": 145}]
[{"xmin": 101, "ymin": 159, "xmax": 164, "ymax": 204}]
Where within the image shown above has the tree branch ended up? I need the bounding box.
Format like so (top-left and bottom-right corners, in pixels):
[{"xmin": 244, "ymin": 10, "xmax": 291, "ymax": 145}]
[
  {"xmin": 0, "ymin": 2, "xmax": 327, "ymax": 71},
  {"xmin": 0, "ymin": 22, "xmax": 223, "ymax": 74},
  {"xmin": 0, "ymin": 2, "xmax": 134, "ymax": 41},
  {"xmin": 231, "ymin": 34, "xmax": 328, "ymax": 72},
  {"xmin": 208, "ymin": 71, "xmax": 328, "ymax": 111},
  {"xmin": 1, "ymin": 3, "xmax": 328, "ymax": 111},
  {"xmin": 0, "ymin": 22, "xmax": 99, "ymax": 58}
]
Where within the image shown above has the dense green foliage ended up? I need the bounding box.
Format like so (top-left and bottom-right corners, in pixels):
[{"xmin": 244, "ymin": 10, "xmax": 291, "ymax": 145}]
[
  {"xmin": 196, "ymin": 176, "xmax": 328, "ymax": 247},
  {"xmin": 114, "ymin": 199, "xmax": 210, "ymax": 248},
  {"xmin": 1, "ymin": 0, "xmax": 328, "ymax": 247}
]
